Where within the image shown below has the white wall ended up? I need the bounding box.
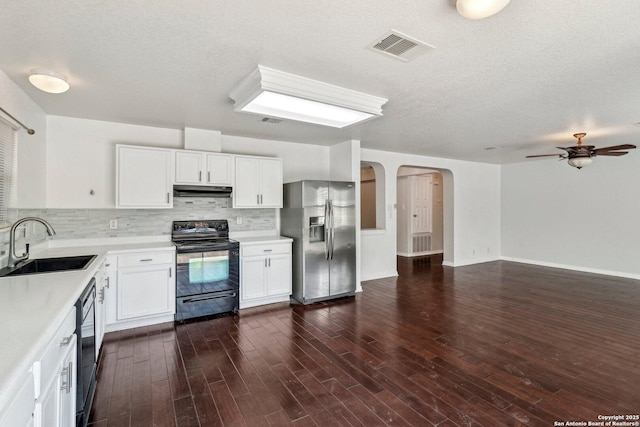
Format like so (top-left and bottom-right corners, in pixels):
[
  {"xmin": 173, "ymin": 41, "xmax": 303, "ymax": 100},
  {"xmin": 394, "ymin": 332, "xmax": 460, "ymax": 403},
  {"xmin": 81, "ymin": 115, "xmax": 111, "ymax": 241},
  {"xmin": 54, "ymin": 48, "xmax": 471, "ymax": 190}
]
[
  {"xmin": 0, "ymin": 69, "xmax": 47, "ymax": 208},
  {"xmin": 47, "ymin": 116, "xmax": 182, "ymax": 208},
  {"xmin": 45, "ymin": 117, "xmax": 332, "ymax": 208},
  {"xmin": 360, "ymin": 148, "xmax": 501, "ymax": 281},
  {"xmin": 502, "ymin": 155, "xmax": 640, "ymax": 279}
]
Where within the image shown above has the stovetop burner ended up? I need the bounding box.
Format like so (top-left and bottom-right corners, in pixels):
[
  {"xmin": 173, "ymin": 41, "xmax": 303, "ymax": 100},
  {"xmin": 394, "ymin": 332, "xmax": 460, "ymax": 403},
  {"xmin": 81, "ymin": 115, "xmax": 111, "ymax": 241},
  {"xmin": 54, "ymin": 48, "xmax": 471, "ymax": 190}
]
[{"xmin": 171, "ymin": 220, "xmax": 238, "ymax": 252}]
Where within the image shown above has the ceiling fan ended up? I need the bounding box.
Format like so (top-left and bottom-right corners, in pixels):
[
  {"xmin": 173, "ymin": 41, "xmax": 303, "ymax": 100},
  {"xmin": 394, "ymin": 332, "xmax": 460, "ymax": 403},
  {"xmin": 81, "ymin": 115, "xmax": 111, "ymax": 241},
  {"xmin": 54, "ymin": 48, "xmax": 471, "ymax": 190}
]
[{"xmin": 526, "ymin": 133, "xmax": 637, "ymax": 169}]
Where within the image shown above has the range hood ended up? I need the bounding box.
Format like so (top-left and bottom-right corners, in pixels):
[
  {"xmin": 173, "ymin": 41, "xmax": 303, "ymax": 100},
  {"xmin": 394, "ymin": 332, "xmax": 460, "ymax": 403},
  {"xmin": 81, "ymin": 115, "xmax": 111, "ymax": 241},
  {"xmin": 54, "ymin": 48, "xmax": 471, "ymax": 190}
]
[{"xmin": 173, "ymin": 185, "xmax": 232, "ymax": 198}]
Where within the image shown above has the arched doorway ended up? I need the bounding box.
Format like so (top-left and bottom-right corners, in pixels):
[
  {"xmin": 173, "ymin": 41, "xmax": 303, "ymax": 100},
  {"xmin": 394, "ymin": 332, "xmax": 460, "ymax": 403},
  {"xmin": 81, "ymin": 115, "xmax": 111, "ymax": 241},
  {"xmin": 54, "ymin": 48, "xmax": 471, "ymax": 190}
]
[{"xmin": 397, "ymin": 166, "xmax": 453, "ymax": 265}]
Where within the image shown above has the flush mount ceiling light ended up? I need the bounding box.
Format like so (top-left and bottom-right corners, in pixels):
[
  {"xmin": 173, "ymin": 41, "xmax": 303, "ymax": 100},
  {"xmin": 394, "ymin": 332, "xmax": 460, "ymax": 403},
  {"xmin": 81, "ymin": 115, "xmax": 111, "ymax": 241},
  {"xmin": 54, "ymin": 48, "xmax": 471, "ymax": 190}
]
[
  {"xmin": 229, "ymin": 65, "xmax": 388, "ymax": 128},
  {"xmin": 456, "ymin": 0, "xmax": 511, "ymax": 19},
  {"xmin": 28, "ymin": 68, "xmax": 70, "ymax": 93}
]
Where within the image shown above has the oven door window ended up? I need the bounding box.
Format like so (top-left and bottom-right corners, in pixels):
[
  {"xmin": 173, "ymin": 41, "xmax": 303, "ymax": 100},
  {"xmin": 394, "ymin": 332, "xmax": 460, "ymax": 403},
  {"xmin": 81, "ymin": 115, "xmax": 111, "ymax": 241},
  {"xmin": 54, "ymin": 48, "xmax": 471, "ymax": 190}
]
[{"xmin": 177, "ymin": 250, "xmax": 233, "ymax": 297}]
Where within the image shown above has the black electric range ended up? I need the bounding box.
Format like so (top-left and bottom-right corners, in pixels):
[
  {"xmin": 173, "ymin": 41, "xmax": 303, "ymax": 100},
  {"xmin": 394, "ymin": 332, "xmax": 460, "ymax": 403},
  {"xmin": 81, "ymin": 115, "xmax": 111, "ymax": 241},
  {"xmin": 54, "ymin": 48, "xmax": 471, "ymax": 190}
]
[{"xmin": 172, "ymin": 220, "xmax": 240, "ymax": 321}]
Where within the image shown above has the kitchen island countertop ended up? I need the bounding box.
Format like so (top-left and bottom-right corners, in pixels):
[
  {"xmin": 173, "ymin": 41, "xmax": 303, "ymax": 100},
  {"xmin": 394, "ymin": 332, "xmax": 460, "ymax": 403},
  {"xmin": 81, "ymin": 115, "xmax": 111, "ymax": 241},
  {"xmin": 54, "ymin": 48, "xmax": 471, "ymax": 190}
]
[{"xmin": 0, "ymin": 238, "xmax": 175, "ymax": 418}]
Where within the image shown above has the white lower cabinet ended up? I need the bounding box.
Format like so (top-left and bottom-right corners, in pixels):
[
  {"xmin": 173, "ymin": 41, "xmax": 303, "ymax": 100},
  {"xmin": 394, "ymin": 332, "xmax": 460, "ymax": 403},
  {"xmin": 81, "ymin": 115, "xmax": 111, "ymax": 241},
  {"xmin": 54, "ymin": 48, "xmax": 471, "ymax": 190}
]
[
  {"xmin": 0, "ymin": 371, "xmax": 35, "ymax": 427},
  {"xmin": 105, "ymin": 249, "xmax": 175, "ymax": 332},
  {"xmin": 36, "ymin": 335, "xmax": 76, "ymax": 427},
  {"xmin": 94, "ymin": 258, "xmax": 109, "ymax": 359},
  {"xmin": 34, "ymin": 307, "xmax": 77, "ymax": 427},
  {"xmin": 240, "ymin": 241, "xmax": 292, "ymax": 309}
]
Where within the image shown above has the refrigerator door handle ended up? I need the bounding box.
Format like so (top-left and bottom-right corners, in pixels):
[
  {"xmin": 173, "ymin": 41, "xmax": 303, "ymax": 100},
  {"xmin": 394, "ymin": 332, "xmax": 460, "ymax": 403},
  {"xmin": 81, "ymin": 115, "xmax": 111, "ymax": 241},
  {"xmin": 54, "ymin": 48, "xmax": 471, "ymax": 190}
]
[
  {"xmin": 328, "ymin": 199, "xmax": 335, "ymax": 259},
  {"xmin": 324, "ymin": 199, "xmax": 330, "ymax": 259}
]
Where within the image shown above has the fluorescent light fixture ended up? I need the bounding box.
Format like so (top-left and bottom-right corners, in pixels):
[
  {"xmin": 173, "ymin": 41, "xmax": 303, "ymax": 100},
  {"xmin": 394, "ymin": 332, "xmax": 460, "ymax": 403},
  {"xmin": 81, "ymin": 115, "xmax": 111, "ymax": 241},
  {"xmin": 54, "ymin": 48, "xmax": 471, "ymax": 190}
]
[
  {"xmin": 456, "ymin": 0, "xmax": 511, "ymax": 19},
  {"xmin": 28, "ymin": 68, "xmax": 70, "ymax": 93},
  {"xmin": 229, "ymin": 66, "xmax": 387, "ymax": 128}
]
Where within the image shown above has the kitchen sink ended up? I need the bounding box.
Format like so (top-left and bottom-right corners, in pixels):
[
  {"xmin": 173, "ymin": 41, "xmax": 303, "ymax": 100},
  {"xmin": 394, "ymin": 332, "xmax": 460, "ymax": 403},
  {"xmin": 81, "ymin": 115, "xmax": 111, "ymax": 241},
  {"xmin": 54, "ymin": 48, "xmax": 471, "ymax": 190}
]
[{"xmin": 0, "ymin": 255, "xmax": 97, "ymax": 277}]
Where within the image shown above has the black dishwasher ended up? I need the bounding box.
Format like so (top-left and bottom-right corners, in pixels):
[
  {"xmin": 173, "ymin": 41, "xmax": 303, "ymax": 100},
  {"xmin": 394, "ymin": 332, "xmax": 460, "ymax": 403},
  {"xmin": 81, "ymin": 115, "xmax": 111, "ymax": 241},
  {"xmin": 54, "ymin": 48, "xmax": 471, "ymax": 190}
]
[{"xmin": 76, "ymin": 278, "xmax": 96, "ymax": 427}]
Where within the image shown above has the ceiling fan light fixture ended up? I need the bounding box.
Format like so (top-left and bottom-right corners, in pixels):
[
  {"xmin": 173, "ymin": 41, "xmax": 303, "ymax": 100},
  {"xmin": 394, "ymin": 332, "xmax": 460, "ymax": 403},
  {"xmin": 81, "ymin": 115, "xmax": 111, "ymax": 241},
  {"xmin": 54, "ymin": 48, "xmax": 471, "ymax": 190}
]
[
  {"xmin": 456, "ymin": 0, "xmax": 511, "ymax": 19},
  {"xmin": 28, "ymin": 68, "xmax": 70, "ymax": 94},
  {"xmin": 567, "ymin": 156, "xmax": 593, "ymax": 169}
]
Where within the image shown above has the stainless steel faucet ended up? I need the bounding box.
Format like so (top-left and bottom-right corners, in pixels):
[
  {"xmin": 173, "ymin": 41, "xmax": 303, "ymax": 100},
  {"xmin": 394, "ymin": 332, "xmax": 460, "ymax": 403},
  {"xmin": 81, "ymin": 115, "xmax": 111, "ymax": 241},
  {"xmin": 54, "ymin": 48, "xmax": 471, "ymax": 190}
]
[{"xmin": 8, "ymin": 217, "xmax": 56, "ymax": 268}]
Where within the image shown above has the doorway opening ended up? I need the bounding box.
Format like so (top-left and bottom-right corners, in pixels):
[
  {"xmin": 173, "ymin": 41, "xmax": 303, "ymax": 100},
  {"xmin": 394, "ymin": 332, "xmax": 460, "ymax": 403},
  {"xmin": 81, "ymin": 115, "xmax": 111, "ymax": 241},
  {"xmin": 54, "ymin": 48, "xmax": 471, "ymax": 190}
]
[{"xmin": 397, "ymin": 166, "xmax": 451, "ymax": 265}]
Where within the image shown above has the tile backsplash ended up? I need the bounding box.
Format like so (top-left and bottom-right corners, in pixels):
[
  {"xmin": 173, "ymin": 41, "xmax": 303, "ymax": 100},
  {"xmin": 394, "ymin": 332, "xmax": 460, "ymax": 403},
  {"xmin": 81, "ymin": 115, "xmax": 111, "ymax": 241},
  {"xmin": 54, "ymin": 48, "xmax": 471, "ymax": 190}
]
[{"xmin": 1, "ymin": 197, "xmax": 276, "ymax": 259}]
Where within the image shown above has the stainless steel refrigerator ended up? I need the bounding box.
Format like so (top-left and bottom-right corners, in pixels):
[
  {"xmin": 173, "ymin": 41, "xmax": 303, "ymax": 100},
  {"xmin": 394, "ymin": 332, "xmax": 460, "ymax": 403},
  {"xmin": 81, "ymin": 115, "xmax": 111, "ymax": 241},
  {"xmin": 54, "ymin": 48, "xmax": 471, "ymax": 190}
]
[{"xmin": 281, "ymin": 180, "xmax": 356, "ymax": 304}]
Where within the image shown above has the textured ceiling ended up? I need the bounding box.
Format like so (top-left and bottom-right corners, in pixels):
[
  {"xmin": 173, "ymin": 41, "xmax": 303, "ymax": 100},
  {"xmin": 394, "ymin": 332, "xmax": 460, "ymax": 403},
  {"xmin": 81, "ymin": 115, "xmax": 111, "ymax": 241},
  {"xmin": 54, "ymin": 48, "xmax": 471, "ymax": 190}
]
[{"xmin": 1, "ymin": 1, "xmax": 640, "ymax": 163}]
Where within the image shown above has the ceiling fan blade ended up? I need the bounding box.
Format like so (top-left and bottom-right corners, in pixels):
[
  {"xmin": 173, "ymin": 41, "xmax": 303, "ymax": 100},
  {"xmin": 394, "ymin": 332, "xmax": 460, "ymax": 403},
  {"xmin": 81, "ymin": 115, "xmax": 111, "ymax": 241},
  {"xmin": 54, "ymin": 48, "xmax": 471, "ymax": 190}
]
[
  {"xmin": 526, "ymin": 154, "xmax": 564, "ymax": 158},
  {"xmin": 594, "ymin": 151, "xmax": 628, "ymax": 156},
  {"xmin": 593, "ymin": 144, "xmax": 637, "ymax": 153}
]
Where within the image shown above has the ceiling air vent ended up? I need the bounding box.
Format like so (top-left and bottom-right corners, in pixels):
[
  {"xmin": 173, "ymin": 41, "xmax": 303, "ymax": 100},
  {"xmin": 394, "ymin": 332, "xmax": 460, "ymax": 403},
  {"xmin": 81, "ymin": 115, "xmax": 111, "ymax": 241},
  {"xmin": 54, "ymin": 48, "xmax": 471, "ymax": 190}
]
[{"xmin": 367, "ymin": 30, "xmax": 435, "ymax": 62}]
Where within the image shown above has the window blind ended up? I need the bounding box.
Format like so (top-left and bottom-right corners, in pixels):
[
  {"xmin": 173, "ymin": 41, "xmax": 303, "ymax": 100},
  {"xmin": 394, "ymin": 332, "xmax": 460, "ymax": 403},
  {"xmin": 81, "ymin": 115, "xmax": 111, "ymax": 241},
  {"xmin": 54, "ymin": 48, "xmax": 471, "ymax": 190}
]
[{"xmin": 0, "ymin": 117, "xmax": 17, "ymax": 226}]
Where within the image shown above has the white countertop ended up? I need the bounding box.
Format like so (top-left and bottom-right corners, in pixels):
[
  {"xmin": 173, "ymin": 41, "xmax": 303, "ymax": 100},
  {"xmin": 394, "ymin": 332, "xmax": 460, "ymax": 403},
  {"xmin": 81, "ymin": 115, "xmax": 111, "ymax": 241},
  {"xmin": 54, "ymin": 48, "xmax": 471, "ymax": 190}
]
[
  {"xmin": 0, "ymin": 239, "xmax": 175, "ymax": 414},
  {"xmin": 233, "ymin": 235, "xmax": 293, "ymax": 245}
]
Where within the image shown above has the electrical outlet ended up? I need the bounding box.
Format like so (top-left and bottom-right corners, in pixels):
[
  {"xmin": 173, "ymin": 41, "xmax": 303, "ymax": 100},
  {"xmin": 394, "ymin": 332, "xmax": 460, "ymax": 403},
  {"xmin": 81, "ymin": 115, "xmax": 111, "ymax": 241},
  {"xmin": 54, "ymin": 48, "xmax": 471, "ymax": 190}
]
[
  {"xmin": 236, "ymin": 216, "xmax": 243, "ymax": 225},
  {"xmin": 109, "ymin": 219, "xmax": 118, "ymax": 230}
]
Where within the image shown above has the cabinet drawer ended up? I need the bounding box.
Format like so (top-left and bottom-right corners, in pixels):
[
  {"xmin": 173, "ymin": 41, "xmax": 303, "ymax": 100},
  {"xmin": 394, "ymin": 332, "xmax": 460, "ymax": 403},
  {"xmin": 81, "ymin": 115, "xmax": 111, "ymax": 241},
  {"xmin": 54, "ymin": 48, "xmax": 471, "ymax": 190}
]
[
  {"xmin": 118, "ymin": 251, "xmax": 174, "ymax": 267},
  {"xmin": 34, "ymin": 306, "xmax": 76, "ymax": 399},
  {"xmin": 241, "ymin": 242, "xmax": 291, "ymax": 257}
]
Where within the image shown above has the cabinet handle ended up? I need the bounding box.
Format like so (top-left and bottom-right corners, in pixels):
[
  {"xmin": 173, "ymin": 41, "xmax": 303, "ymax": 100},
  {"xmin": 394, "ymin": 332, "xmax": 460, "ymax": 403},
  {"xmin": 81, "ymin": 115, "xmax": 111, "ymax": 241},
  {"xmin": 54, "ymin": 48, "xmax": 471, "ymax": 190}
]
[
  {"xmin": 60, "ymin": 362, "xmax": 73, "ymax": 394},
  {"xmin": 140, "ymin": 258, "xmax": 153, "ymax": 262},
  {"xmin": 208, "ymin": 171, "xmax": 211, "ymax": 182},
  {"xmin": 260, "ymin": 194, "xmax": 263, "ymax": 204},
  {"xmin": 169, "ymin": 268, "xmax": 172, "ymax": 278},
  {"xmin": 105, "ymin": 276, "xmax": 110, "ymax": 288},
  {"xmin": 59, "ymin": 334, "xmax": 74, "ymax": 346},
  {"xmin": 264, "ymin": 258, "xmax": 267, "ymax": 267},
  {"xmin": 257, "ymin": 194, "xmax": 260, "ymax": 204},
  {"xmin": 268, "ymin": 258, "xmax": 271, "ymax": 267},
  {"xmin": 199, "ymin": 171, "xmax": 202, "ymax": 181},
  {"xmin": 167, "ymin": 192, "xmax": 170, "ymax": 203},
  {"xmin": 263, "ymin": 249, "xmax": 272, "ymax": 252},
  {"xmin": 105, "ymin": 263, "xmax": 110, "ymax": 267}
]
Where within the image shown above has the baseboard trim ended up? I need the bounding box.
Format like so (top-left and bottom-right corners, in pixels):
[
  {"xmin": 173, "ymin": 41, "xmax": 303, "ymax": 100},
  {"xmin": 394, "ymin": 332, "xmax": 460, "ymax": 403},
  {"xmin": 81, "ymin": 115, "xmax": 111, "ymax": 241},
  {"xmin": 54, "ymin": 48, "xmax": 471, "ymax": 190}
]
[
  {"xmin": 500, "ymin": 256, "xmax": 640, "ymax": 281},
  {"xmin": 397, "ymin": 250, "xmax": 444, "ymax": 258},
  {"xmin": 361, "ymin": 271, "xmax": 399, "ymax": 282},
  {"xmin": 443, "ymin": 256, "xmax": 500, "ymax": 267}
]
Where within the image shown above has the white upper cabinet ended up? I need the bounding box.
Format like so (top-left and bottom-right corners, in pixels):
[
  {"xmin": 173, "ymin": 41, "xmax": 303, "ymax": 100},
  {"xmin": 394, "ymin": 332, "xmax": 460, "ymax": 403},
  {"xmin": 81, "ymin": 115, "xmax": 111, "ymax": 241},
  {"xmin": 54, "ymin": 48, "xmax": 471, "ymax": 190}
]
[
  {"xmin": 206, "ymin": 153, "xmax": 233, "ymax": 186},
  {"xmin": 116, "ymin": 145, "xmax": 173, "ymax": 208},
  {"xmin": 175, "ymin": 151, "xmax": 233, "ymax": 186},
  {"xmin": 174, "ymin": 151, "xmax": 203, "ymax": 184},
  {"xmin": 233, "ymin": 156, "xmax": 283, "ymax": 208}
]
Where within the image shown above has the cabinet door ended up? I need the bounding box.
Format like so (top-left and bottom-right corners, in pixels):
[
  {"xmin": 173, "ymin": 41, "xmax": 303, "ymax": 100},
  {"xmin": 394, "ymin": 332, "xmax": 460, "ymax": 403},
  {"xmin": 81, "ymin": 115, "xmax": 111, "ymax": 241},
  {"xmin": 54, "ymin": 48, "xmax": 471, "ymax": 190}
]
[
  {"xmin": 240, "ymin": 257, "xmax": 267, "ymax": 300},
  {"xmin": 175, "ymin": 151, "xmax": 204, "ymax": 184},
  {"xmin": 233, "ymin": 157, "xmax": 260, "ymax": 207},
  {"xmin": 117, "ymin": 146, "xmax": 172, "ymax": 208},
  {"xmin": 0, "ymin": 371, "xmax": 35, "ymax": 427},
  {"xmin": 58, "ymin": 339, "xmax": 76, "ymax": 427},
  {"xmin": 206, "ymin": 154, "xmax": 233, "ymax": 185},
  {"xmin": 266, "ymin": 254, "xmax": 291, "ymax": 296},
  {"xmin": 36, "ymin": 335, "xmax": 76, "ymax": 427},
  {"xmin": 104, "ymin": 257, "xmax": 117, "ymax": 326},
  {"xmin": 117, "ymin": 265, "xmax": 174, "ymax": 320},
  {"xmin": 95, "ymin": 275, "xmax": 104, "ymax": 359},
  {"xmin": 259, "ymin": 159, "xmax": 283, "ymax": 208}
]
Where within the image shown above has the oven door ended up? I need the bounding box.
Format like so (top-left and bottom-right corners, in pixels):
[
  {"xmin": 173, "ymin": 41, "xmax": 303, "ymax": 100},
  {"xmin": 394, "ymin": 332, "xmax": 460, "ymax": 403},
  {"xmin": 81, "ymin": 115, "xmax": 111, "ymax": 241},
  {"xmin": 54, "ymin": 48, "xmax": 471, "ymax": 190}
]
[{"xmin": 175, "ymin": 249, "xmax": 239, "ymax": 320}]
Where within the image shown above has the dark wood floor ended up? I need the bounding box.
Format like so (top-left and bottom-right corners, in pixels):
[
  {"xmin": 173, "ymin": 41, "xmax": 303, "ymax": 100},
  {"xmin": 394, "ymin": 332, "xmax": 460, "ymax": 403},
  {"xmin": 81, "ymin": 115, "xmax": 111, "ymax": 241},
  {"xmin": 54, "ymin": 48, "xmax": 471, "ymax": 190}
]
[{"xmin": 89, "ymin": 256, "xmax": 640, "ymax": 426}]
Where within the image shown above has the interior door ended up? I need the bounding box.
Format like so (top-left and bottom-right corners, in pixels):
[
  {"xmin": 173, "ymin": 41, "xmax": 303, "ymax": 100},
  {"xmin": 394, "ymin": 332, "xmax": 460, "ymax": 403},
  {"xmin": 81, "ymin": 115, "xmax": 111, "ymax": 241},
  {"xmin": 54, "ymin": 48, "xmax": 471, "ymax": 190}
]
[
  {"xmin": 411, "ymin": 175, "xmax": 433, "ymax": 234},
  {"xmin": 328, "ymin": 181, "xmax": 356, "ymax": 296}
]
